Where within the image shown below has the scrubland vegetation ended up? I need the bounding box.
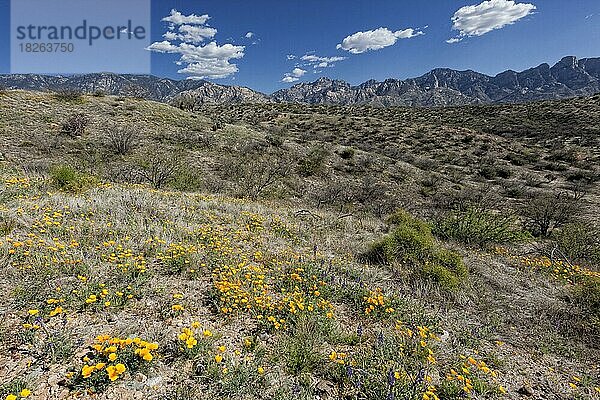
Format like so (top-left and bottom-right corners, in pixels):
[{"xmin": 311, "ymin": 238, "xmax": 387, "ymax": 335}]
[{"xmin": 0, "ymin": 90, "xmax": 599, "ymax": 399}]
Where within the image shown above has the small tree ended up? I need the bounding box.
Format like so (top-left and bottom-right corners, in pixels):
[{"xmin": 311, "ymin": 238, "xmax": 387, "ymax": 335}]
[
  {"xmin": 522, "ymin": 189, "xmax": 583, "ymax": 236},
  {"xmin": 221, "ymin": 149, "xmax": 293, "ymax": 200},
  {"xmin": 136, "ymin": 152, "xmax": 179, "ymax": 189},
  {"xmin": 104, "ymin": 121, "xmax": 138, "ymax": 155},
  {"xmin": 61, "ymin": 113, "xmax": 89, "ymax": 138}
]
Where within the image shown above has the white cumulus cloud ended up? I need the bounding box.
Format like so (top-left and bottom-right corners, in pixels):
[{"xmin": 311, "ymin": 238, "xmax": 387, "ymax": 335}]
[
  {"xmin": 178, "ymin": 60, "xmax": 240, "ymax": 79},
  {"xmin": 162, "ymin": 9, "xmax": 210, "ymax": 26},
  {"xmin": 281, "ymin": 67, "xmax": 306, "ymax": 83},
  {"xmin": 301, "ymin": 55, "xmax": 346, "ymax": 63},
  {"xmin": 148, "ymin": 10, "xmax": 246, "ymax": 79},
  {"xmin": 445, "ymin": 37, "xmax": 462, "ymax": 44},
  {"xmin": 336, "ymin": 27, "xmax": 424, "ymax": 54},
  {"xmin": 298, "ymin": 54, "xmax": 347, "ymax": 68},
  {"xmin": 164, "ymin": 24, "xmax": 217, "ymax": 44},
  {"xmin": 447, "ymin": 0, "xmax": 536, "ymax": 43}
]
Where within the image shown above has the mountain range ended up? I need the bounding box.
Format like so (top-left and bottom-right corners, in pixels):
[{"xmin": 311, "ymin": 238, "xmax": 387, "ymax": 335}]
[{"xmin": 1, "ymin": 56, "xmax": 598, "ymax": 107}]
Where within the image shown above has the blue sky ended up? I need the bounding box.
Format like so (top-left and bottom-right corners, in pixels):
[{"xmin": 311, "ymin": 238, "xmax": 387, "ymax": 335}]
[{"xmin": 0, "ymin": 0, "xmax": 599, "ymax": 93}]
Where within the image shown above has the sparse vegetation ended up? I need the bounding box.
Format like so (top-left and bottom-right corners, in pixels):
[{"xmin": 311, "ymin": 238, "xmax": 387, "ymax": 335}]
[
  {"xmin": 53, "ymin": 89, "xmax": 84, "ymax": 102},
  {"xmin": 569, "ymin": 277, "xmax": 600, "ymax": 338},
  {"xmin": 0, "ymin": 90, "xmax": 599, "ymax": 399},
  {"xmin": 220, "ymin": 147, "xmax": 293, "ymax": 200},
  {"xmin": 104, "ymin": 121, "xmax": 138, "ymax": 155},
  {"xmin": 61, "ymin": 113, "xmax": 90, "ymax": 138}
]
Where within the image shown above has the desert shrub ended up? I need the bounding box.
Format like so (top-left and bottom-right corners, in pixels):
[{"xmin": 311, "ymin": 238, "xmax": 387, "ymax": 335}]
[
  {"xmin": 265, "ymin": 133, "xmax": 284, "ymax": 147},
  {"xmin": 309, "ymin": 177, "xmax": 356, "ymax": 209},
  {"xmin": 412, "ymin": 156, "xmax": 440, "ymax": 172},
  {"xmin": 479, "ymin": 164, "xmax": 498, "ymax": 179},
  {"xmin": 541, "ymin": 161, "xmax": 568, "ymax": 172},
  {"xmin": 428, "ymin": 249, "xmax": 467, "ymax": 291},
  {"xmin": 550, "ymin": 222, "xmax": 600, "ymax": 265},
  {"xmin": 433, "ymin": 207, "xmax": 527, "ymax": 247},
  {"xmin": 568, "ymin": 277, "xmax": 600, "ymax": 340},
  {"xmin": 338, "ymin": 147, "xmax": 355, "ymax": 160},
  {"xmin": 220, "ymin": 148, "xmax": 293, "ymax": 200},
  {"xmin": 571, "ymin": 278, "xmax": 600, "ymax": 316},
  {"xmin": 432, "ymin": 187, "xmax": 528, "ymax": 247},
  {"xmin": 496, "ymin": 166, "xmax": 512, "ymax": 179},
  {"xmin": 277, "ymin": 315, "xmax": 328, "ymax": 375},
  {"xmin": 522, "ymin": 190, "xmax": 582, "ymax": 236},
  {"xmin": 501, "ymin": 181, "xmax": 527, "ymax": 198},
  {"xmin": 53, "ymin": 89, "xmax": 83, "ymax": 102},
  {"xmin": 364, "ymin": 209, "xmax": 467, "ymax": 291},
  {"xmin": 135, "ymin": 152, "xmax": 179, "ymax": 189},
  {"xmin": 157, "ymin": 129, "xmax": 214, "ymax": 149},
  {"xmin": 61, "ymin": 113, "xmax": 89, "ymax": 138},
  {"xmin": 103, "ymin": 161, "xmax": 139, "ymax": 184},
  {"xmin": 211, "ymin": 120, "xmax": 224, "ymax": 131},
  {"xmin": 103, "ymin": 121, "xmax": 138, "ymax": 155},
  {"xmin": 504, "ymin": 152, "xmax": 527, "ymax": 166},
  {"xmin": 171, "ymin": 95, "xmax": 196, "ymax": 112},
  {"xmin": 566, "ymin": 169, "xmax": 598, "ymax": 184},
  {"xmin": 354, "ymin": 176, "xmax": 397, "ymax": 217},
  {"xmin": 548, "ymin": 147, "xmax": 578, "ymax": 163},
  {"xmin": 170, "ymin": 167, "xmax": 204, "ymax": 192},
  {"xmin": 297, "ymin": 146, "xmax": 329, "ymax": 177},
  {"xmin": 49, "ymin": 165, "xmax": 97, "ymax": 193}
]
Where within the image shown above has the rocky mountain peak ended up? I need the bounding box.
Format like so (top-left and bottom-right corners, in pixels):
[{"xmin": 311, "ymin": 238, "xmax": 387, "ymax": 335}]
[{"xmin": 1, "ymin": 55, "xmax": 598, "ymax": 107}]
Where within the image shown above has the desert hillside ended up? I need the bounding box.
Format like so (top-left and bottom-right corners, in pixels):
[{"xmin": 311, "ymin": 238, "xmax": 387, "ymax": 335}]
[{"xmin": 0, "ymin": 90, "xmax": 599, "ymax": 399}]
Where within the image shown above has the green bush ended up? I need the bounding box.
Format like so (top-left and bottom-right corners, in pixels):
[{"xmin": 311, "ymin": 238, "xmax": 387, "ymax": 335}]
[
  {"xmin": 421, "ymin": 262, "xmax": 461, "ymax": 290},
  {"xmin": 569, "ymin": 277, "xmax": 600, "ymax": 339},
  {"xmin": 50, "ymin": 165, "xmax": 97, "ymax": 193},
  {"xmin": 365, "ymin": 210, "xmax": 467, "ymax": 291},
  {"xmin": 170, "ymin": 168, "xmax": 203, "ymax": 192},
  {"xmin": 433, "ymin": 206, "xmax": 529, "ymax": 247},
  {"xmin": 278, "ymin": 315, "xmax": 327, "ymax": 375},
  {"xmin": 297, "ymin": 146, "xmax": 329, "ymax": 177},
  {"xmin": 550, "ymin": 222, "xmax": 600, "ymax": 265}
]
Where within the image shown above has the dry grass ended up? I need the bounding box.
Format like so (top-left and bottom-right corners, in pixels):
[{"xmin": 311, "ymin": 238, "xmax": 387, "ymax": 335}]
[{"xmin": 0, "ymin": 91, "xmax": 599, "ymax": 399}]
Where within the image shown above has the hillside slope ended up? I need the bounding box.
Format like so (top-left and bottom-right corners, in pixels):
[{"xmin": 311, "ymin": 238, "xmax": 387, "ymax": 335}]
[{"xmin": 0, "ymin": 90, "xmax": 599, "ymax": 399}]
